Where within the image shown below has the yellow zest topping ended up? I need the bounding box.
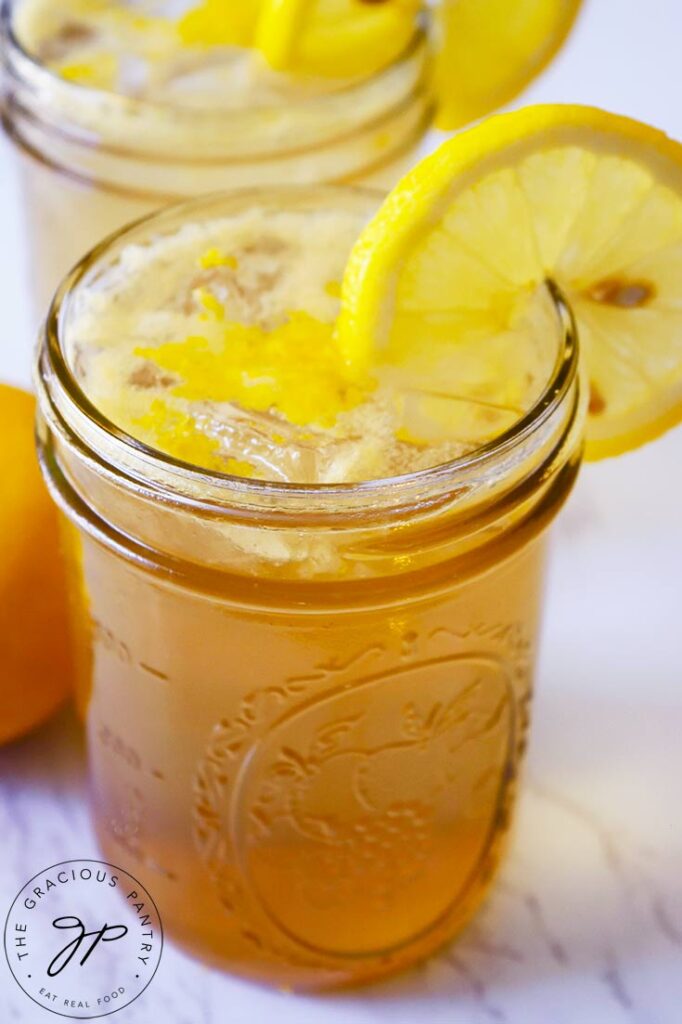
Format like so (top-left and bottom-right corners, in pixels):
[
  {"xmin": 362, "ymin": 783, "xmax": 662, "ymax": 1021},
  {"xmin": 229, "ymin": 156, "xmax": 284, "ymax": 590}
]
[
  {"xmin": 194, "ymin": 287, "xmax": 225, "ymax": 322},
  {"xmin": 394, "ymin": 425, "xmax": 427, "ymax": 447},
  {"xmin": 134, "ymin": 400, "xmax": 257, "ymax": 476},
  {"xmin": 135, "ymin": 312, "xmax": 371, "ymax": 429},
  {"xmin": 225, "ymin": 458, "xmax": 257, "ymax": 478},
  {"xmin": 135, "ymin": 399, "xmax": 223, "ymax": 470},
  {"xmin": 58, "ymin": 52, "xmax": 119, "ymax": 89},
  {"xmin": 198, "ymin": 248, "xmax": 239, "ymax": 270}
]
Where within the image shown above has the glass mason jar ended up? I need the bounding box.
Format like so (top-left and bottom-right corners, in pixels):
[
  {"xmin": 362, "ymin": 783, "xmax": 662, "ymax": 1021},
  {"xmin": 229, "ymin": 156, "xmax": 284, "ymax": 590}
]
[
  {"xmin": 35, "ymin": 188, "xmax": 583, "ymax": 991},
  {"xmin": 0, "ymin": 0, "xmax": 432, "ymax": 318}
]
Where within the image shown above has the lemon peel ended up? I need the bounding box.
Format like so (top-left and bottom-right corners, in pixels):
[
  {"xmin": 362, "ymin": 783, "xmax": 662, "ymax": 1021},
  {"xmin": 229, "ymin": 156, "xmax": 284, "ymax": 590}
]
[
  {"xmin": 58, "ymin": 52, "xmax": 119, "ymax": 89},
  {"xmin": 194, "ymin": 288, "xmax": 226, "ymax": 322},
  {"xmin": 198, "ymin": 248, "xmax": 239, "ymax": 271}
]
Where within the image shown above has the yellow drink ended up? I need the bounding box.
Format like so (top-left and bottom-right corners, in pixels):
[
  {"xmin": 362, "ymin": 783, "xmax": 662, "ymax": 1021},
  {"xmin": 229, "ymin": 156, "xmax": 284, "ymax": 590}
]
[
  {"xmin": 36, "ymin": 187, "xmax": 582, "ymax": 989},
  {"xmin": 2, "ymin": 0, "xmax": 431, "ymax": 316}
]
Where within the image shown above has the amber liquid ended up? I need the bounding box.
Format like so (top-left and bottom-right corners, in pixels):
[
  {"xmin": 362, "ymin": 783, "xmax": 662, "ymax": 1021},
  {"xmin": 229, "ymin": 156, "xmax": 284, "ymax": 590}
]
[{"xmin": 63, "ymin": 506, "xmax": 555, "ymax": 991}]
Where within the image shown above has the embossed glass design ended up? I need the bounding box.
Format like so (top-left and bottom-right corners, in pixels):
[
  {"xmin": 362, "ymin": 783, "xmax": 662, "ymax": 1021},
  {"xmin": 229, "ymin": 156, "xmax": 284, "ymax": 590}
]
[
  {"xmin": 35, "ymin": 188, "xmax": 583, "ymax": 991},
  {"xmin": 0, "ymin": 0, "xmax": 432, "ymax": 318}
]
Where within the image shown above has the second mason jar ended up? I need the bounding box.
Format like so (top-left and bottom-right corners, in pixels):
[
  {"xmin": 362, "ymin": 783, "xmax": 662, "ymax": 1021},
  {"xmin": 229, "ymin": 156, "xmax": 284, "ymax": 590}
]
[{"xmin": 1, "ymin": 0, "xmax": 432, "ymax": 317}]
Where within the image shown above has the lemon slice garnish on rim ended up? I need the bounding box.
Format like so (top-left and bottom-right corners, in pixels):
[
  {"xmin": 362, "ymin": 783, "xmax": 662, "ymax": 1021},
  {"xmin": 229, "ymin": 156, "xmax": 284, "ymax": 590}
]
[
  {"xmin": 254, "ymin": 0, "xmax": 421, "ymax": 78},
  {"xmin": 337, "ymin": 105, "xmax": 682, "ymax": 460},
  {"xmin": 178, "ymin": 0, "xmax": 263, "ymax": 47},
  {"xmin": 433, "ymin": 0, "xmax": 584, "ymax": 130}
]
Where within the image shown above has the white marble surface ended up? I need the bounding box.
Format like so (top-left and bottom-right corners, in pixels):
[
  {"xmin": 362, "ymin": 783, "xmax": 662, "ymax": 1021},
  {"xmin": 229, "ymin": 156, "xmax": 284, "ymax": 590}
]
[{"xmin": 2, "ymin": 0, "xmax": 682, "ymax": 1021}]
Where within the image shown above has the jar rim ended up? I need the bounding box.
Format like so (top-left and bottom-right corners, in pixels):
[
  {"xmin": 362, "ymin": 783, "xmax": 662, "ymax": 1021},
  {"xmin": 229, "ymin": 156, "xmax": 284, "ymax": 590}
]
[{"xmin": 38, "ymin": 184, "xmax": 581, "ymax": 510}]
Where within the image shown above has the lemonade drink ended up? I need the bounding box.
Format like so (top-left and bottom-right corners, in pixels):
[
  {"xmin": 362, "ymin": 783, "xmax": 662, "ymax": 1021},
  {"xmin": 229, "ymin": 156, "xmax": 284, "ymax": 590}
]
[
  {"xmin": 36, "ymin": 186, "xmax": 582, "ymax": 989},
  {"xmin": 1, "ymin": 0, "xmax": 430, "ymax": 316}
]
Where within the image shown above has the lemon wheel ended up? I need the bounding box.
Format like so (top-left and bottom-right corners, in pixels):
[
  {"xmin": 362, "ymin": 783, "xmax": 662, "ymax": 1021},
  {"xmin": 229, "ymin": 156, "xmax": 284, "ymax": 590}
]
[{"xmin": 338, "ymin": 105, "xmax": 682, "ymax": 460}]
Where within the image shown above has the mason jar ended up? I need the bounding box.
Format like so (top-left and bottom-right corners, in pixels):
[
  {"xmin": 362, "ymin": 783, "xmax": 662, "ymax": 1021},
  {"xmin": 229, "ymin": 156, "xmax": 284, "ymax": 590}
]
[
  {"xmin": 1, "ymin": 0, "xmax": 432, "ymax": 317},
  {"xmin": 35, "ymin": 187, "xmax": 583, "ymax": 990}
]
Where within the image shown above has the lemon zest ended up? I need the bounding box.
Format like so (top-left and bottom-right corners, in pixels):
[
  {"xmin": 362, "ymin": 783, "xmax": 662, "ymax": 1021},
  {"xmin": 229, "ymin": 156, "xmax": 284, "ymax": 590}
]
[
  {"xmin": 194, "ymin": 287, "xmax": 225, "ymax": 322},
  {"xmin": 135, "ymin": 313, "xmax": 372, "ymax": 429},
  {"xmin": 225, "ymin": 458, "xmax": 256, "ymax": 477},
  {"xmin": 199, "ymin": 248, "xmax": 239, "ymax": 271},
  {"xmin": 395, "ymin": 425, "xmax": 427, "ymax": 447},
  {"xmin": 135, "ymin": 399, "xmax": 224, "ymax": 470},
  {"xmin": 134, "ymin": 400, "xmax": 258, "ymax": 476},
  {"xmin": 58, "ymin": 52, "xmax": 118, "ymax": 89}
]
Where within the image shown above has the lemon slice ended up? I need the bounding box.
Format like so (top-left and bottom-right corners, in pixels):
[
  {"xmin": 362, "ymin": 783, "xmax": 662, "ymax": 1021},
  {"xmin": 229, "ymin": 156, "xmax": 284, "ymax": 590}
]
[
  {"xmin": 434, "ymin": 0, "xmax": 583, "ymax": 130},
  {"xmin": 253, "ymin": 0, "xmax": 308, "ymax": 69},
  {"xmin": 337, "ymin": 105, "xmax": 682, "ymax": 460},
  {"xmin": 178, "ymin": 0, "xmax": 263, "ymax": 47},
  {"xmin": 255, "ymin": 0, "xmax": 421, "ymax": 78}
]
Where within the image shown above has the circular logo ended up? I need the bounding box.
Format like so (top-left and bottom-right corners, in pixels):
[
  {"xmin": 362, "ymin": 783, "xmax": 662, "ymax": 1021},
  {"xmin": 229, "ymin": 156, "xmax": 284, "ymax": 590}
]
[{"xmin": 4, "ymin": 859, "xmax": 163, "ymax": 1019}]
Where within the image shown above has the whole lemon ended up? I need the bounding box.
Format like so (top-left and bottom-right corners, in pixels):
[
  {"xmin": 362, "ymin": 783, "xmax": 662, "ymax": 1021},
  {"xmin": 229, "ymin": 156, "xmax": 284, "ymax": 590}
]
[{"xmin": 0, "ymin": 383, "xmax": 72, "ymax": 743}]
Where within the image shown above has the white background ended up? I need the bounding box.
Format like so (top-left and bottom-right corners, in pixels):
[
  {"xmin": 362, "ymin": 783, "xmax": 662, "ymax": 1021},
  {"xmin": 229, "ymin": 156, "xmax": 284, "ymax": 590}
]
[{"xmin": 1, "ymin": 1, "xmax": 682, "ymax": 1022}]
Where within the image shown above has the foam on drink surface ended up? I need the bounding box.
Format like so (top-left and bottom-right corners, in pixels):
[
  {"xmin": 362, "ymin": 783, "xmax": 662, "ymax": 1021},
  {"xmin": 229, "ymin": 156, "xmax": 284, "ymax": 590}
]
[
  {"xmin": 64, "ymin": 203, "xmax": 555, "ymax": 485},
  {"xmin": 15, "ymin": 0, "xmax": 351, "ymax": 106}
]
